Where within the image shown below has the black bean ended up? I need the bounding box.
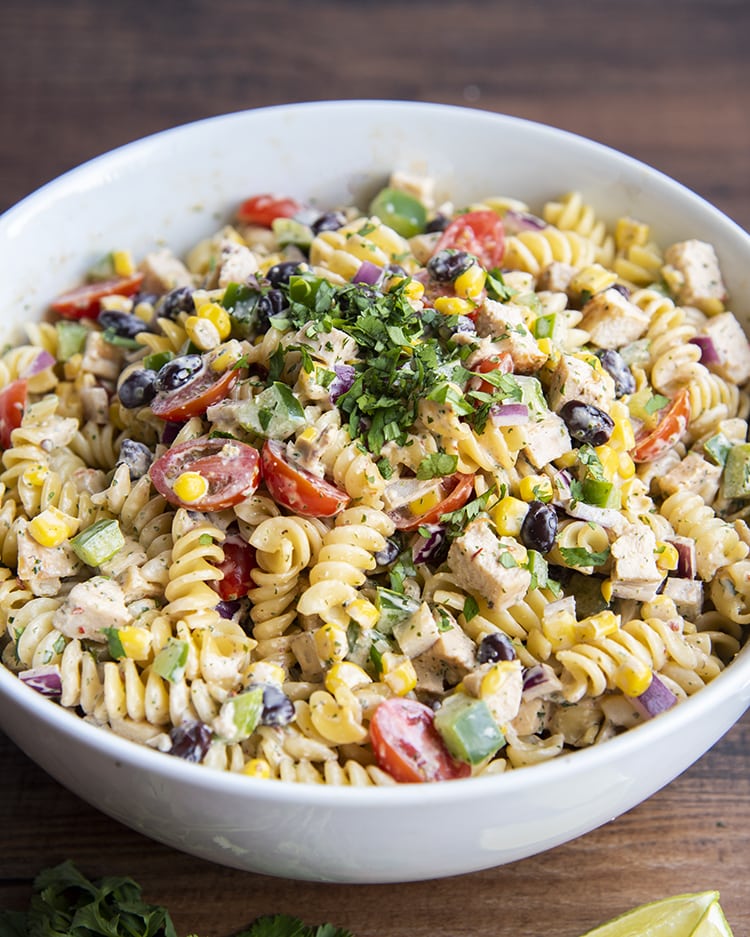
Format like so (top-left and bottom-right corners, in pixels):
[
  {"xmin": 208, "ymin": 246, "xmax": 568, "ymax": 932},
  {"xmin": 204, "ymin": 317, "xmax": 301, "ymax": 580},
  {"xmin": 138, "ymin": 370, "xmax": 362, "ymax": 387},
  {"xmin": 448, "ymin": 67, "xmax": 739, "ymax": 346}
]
[
  {"xmin": 257, "ymin": 288, "xmax": 287, "ymax": 328},
  {"xmin": 155, "ymin": 354, "xmax": 203, "ymax": 392},
  {"xmin": 520, "ymin": 501, "xmax": 558, "ymax": 554},
  {"xmin": 311, "ymin": 210, "xmax": 346, "ymax": 235},
  {"xmin": 477, "ymin": 632, "xmax": 517, "ymax": 664},
  {"xmin": 98, "ymin": 310, "xmax": 150, "ymax": 339},
  {"xmin": 169, "ymin": 721, "xmax": 212, "ymax": 763},
  {"xmin": 157, "ymin": 286, "xmax": 195, "ymax": 320},
  {"xmin": 383, "ymin": 262, "xmax": 407, "ymax": 278},
  {"xmin": 118, "ymin": 369, "xmax": 157, "ymax": 409},
  {"xmin": 259, "ymin": 683, "xmax": 295, "ymax": 726},
  {"xmin": 265, "ymin": 260, "xmax": 302, "ymax": 287},
  {"xmin": 610, "ymin": 283, "xmax": 631, "ymax": 299},
  {"xmin": 595, "ymin": 349, "xmax": 636, "ymax": 397},
  {"xmin": 116, "ymin": 438, "xmax": 153, "ymax": 479},
  {"xmin": 427, "ymin": 249, "xmax": 474, "ymax": 282},
  {"xmin": 374, "ymin": 537, "xmax": 401, "ymax": 567},
  {"xmin": 559, "ymin": 400, "xmax": 614, "ymax": 447},
  {"xmin": 425, "ymin": 213, "xmax": 450, "ymax": 233}
]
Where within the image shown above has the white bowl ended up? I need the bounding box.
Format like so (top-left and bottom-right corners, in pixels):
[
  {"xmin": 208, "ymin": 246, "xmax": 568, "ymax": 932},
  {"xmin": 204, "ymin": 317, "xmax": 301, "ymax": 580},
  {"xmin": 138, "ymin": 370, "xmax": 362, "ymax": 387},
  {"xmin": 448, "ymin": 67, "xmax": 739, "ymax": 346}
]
[{"xmin": 2, "ymin": 101, "xmax": 750, "ymax": 883}]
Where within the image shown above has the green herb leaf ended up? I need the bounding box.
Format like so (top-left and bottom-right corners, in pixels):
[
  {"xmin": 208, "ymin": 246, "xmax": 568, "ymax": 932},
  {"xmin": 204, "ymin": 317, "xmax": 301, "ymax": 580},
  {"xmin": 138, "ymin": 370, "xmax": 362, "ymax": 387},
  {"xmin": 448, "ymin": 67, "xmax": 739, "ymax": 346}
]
[
  {"xmin": 644, "ymin": 393, "xmax": 670, "ymax": 415},
  {"xmin": 559, "ymin": 545, "xmax": 611, "ymax": 568},
  {"xmin": 463, "ymin": 595, "xmax": 479, "ymax": 622},
  {"xmin": 416, "ymin": 452, "xmax": 458, "ymax": 480},
  {"xmin": 102, "ymin": 627, "xmax": 125, "ymax": 661},
  {"xmin": 485, "ymin": 267, "xmax": 517, "ymax": 302},
  {"xmin": 440, "ymin": 489, "xmax": 495, "ymax": 539}
]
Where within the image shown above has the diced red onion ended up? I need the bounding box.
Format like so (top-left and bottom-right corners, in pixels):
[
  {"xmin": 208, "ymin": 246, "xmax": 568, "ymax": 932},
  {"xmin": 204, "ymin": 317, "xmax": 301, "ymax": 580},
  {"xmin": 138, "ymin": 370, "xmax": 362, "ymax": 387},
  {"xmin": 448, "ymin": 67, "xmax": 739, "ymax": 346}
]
[
  {"xmin": 161, "ymin": 421, "xmax": 186, "ymax": 445},
  {"xmin": 490, "ymin": 402, "xmax": 529, "ymax": 426},
  {"xmin": 329, "ymin": 363, "xmax": 356, "ymax": 402},
  {"xmin": 20, "ymin": 665, "xmax": 62, "ymax": 699},
  {"xmin": 503, "ymin": 209, "xmax": 547, "ymax": 234},
  {"xmin": 412, "ymin": 524, "xmax": 448, "ymax": 564},
  {"xmin": 668, "ymin": 536, "xmax": 697, "ymax": 579},
  {"xmin": 552, "ymin": 468, "xmax": 573, "ymax": 505},
  {"xmin": 21, "ymin": 349, "xmax": 56, "ymax": 377},
  {"xmin": 629, "ymin": 673, "xmax": 677, "ymax": 718},
  {"xmin": 353, "ymin": 260, "xmax": 383, "ymax": 285},
  {"xmin": 522, "ymin": 663, "xmax": 562, "ymax": 698},
  {"xmin": 689, "ymin": 335, "xmax": 721, "ymax": 365},
  {"xmin": 566, "ymin": 500, "xmax": 628, "ymax": 533}
]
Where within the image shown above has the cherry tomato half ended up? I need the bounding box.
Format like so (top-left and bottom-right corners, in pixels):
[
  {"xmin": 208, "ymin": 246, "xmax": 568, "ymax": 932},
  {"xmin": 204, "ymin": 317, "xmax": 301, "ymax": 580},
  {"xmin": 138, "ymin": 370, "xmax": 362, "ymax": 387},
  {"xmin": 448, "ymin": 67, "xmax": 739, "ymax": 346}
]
[
  {"xmin": 471, "ymin": 352, "xmax": 514, "ymax": 395},
  {"xmin": 261, "ymin": 439, "xmax": 349, "ymax": 517},
  {"xmin": 434, "ymin": 210, "xmax": 506, "ymax": 270},
  {"xmin": 150, "ymin": 365, "xmax": 238, "ymax": 422},
  {"xmin": 214, "ymin": 535, "xmax": 257, "ymax": 601},
  {"xmin": 631, "ymin": 387, "xmax": 691, "ymax": 463},
  {"xmin": 236, "ymin": 194, "xmax": 302, "ymax": 228},
  {"xmin": 50, "ymin": 273, "xmax": 144, "ymax": 320},
  {"xmin": 150, "ymin": 437, "xmax": 261, "ymax": 511},
  {"xmin": 391, "ymin": 472, "xmax": 475, "ymax": 531},
  {"xmin": 370, "ymin": 698, "xmax": 471, "ymax": 783},
  {"xmin": 0, "ymin": 378, "xmax": 27, "ymax": 449}
]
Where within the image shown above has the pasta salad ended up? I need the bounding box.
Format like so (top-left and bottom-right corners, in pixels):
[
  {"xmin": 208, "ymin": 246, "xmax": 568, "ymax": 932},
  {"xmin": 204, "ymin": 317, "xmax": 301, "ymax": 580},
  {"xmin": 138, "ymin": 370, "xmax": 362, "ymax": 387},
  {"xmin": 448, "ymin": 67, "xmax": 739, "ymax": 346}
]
[{"xmin": 1, "ymin": 172, "xmax": 749, "ymax": 784}]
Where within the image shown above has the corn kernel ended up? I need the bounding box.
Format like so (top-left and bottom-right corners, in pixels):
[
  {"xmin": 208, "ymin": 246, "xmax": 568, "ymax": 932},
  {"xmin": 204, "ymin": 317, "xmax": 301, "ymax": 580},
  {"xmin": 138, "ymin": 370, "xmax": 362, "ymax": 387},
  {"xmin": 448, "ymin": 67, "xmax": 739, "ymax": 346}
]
[
  {"xmin": 541, "ymin": 611, "xmax": 578, "ymax": 650},
  {"xmin": 381, "ymin": 652, "xmax": 417, "ymax": 696},
  {"xmin": 554, "ymin": 449, "xmax": 579, "ymax": 469},
  {"xmin": 700, "ymin": 296, "xmax": 725, "ymax": 317},
  {"xmin": 172, "ymin": 471, "xmax": 209, "ymax": 503},
  {"xmin": 185, "ymin": 314, "xmax": 221, "ymax": 351},
  {"xmin": 386, "ymin": 276, "xmax": 424, "ymax": 302},
  {"xmin": 28, "ymin": 505, "xmax": 80, "ymax": 548},
  {"xmin": 325, "ymin": 661, "xmax": 372, "ymax": 695},
  {"xmin": 615, "ymin": 661, "xmax": 653, "ymax": 697},
  {"xmin": 198, "ymin": 302, "xmax": 232, "ymax": 341},
  {"xmin": 491, "ymin": 496, "xmax": 528, "ymax": 537},
  {"xmin": 655, "ymin": 541, "xmax": 679, "ymax": 572},
  {"xmin": 246, "ymin": 661, "xmax": 286, "ymax": 685},
  {"xmin": 112, "ymin": 249, "xmax": 135, "ymax": 276},
  {"xmin": 601, "ymin": 579, "xmax": 614, "ymax": 603},
  {"xmin": 609, "ymin": 416, "xmax": 636, "ymax": 452},
  {"xmin": 243, "ymin": 758, "xmax": 272, "ymax": 779},
  {"xmin": 536, "ymin": 336, "xmax": 554, "ymax": 358},
  {"xmin": 454, "ymin": 264, "xmax": 486, "ymax": 301},
  {"xmin": 22, "ymin": 464, "xmax": 50, "ymax": 487},
  {"xmin": 569, "ymin": 263, "xmax": 618, "ymax": 299},
  {"xmin": 594, "ymin": 445, "xmax": 619, "ymax": 481},
  {"xmin": 344, "ymin": 597, "xmax": 380, "ymax": 629},
  {"xmin": 298, "ymin": 426, "xmax": 318, "ymax": 443},
  {"xmin": 99, "ymin": 294, "xmax": 133, "ymax": 313},
  {"xmin": 577, "ymin": 610, "xmax": 619, "ymax": 641},
  {"xmin": 617, "ymin": 451, "xmax": 636, "ymax": 479},
  {"xmin": 409, "ymin": 489, "xmax": 440, "ymax": 516},
  {"xmin": 64, "ymin": 353, "xmax": 83, "ymax": 381},
  {"xmin": 518, "ymin": 474, "xmax": 553, "ymax": 503},
  {"xmin": 117, "ymin": 626, "xmax": 152, "ymax": 661},
  {"xmin": 209, "ymin": 348, "xmax": 237, "ymax": 372},
  {"xmin": 133, "ymin": 299, "xmax": 155, "ymax": 323},
  {"xmin": 434, "ymin": 295, "xmax": 475, "ymax": 317},
  {"xmin": 313, "ymin": 622, "xmax": 348, "ymax": 664}
]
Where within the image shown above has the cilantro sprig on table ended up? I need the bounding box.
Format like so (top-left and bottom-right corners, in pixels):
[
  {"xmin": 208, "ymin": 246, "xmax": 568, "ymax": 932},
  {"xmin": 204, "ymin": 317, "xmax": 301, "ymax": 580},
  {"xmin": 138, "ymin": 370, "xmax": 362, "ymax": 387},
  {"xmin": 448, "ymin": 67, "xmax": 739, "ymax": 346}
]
[{"xmin": 0, "ymin": 862, "xmax": 354, "ymax": 937}]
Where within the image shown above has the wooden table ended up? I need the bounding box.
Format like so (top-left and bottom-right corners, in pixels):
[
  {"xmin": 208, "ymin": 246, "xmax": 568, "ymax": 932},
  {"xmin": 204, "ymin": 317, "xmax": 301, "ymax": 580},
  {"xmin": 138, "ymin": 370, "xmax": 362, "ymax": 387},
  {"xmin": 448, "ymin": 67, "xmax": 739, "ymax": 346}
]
[{"xmin": 1, "ymin": 1, "xmax": 749, "ymax": 934}]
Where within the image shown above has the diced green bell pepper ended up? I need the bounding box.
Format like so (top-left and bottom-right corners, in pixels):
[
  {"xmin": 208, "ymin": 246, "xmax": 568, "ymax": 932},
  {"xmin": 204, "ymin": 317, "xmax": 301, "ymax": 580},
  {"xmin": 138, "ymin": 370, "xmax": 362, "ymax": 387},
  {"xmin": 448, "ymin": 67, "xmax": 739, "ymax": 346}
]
[
  {"xmin": 722, "ymin": 443, "xmax": 750, "ymax": 499},
  {"xmin": 70, "ymin": 519, "xmax": 125, "ymax": 567},
  {"xmin": 152, "ymin": 639, "xmax": 189, "ymax": 683},
  {"xmin": 272, "ymin": 217, "xmax": 313, "ymax": 249},
  {"xmin": 581, "ymin": 475, "xmax": 621, "ymax": 509},
  {"xmin": 368, "ymin": 187, "xmax": 427, "ymax": 238},
  {"xmin": 434, "ymin": 693, "xmax": 505, "ymax": 765},
  {"xmin": 219, "ymin": 685, "xmax": 265, "ymax": 742},
  {"xmin": 56, "ymin": 320, "xmax": 89, "ymax": 360},
  {"xmin": 703, "ymin": 431, "xmax": 732, "ymax": 467}
]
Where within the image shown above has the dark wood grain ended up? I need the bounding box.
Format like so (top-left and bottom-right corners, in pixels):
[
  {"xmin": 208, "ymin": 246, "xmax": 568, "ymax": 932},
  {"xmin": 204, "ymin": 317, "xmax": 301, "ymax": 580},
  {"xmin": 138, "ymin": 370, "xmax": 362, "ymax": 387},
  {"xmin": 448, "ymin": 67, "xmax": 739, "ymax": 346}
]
[{"xmin": 1, "ymin": 1, "xmax": 749, "ymax": 935}]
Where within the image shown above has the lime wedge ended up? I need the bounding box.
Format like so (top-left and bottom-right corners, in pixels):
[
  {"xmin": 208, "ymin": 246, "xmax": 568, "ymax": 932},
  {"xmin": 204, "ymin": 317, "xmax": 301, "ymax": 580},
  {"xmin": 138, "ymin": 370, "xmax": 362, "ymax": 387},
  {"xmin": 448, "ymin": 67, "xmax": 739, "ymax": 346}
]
[
  {"xmin": 580, "ymin": 892, "xmax": 730, "ymax": 937},
  {"xmin": 692, "ymin": 900, "xmax": 734, "ymax": 937}
]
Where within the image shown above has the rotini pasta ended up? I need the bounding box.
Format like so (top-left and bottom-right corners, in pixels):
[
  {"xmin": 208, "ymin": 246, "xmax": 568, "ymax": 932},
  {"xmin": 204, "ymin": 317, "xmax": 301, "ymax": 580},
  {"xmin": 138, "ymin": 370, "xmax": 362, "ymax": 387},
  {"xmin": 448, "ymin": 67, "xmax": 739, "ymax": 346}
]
[{"xmin": 2, "ymin": 170, "xmax": 749, "ymax": 786}]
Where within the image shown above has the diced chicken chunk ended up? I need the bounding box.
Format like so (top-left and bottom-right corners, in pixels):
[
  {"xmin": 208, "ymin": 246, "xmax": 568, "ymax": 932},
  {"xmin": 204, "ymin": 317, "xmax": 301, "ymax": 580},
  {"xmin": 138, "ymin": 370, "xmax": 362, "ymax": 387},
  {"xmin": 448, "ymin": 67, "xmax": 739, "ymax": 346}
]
[
  {"xmin": 547, "ymin": 353, "xmax": 616, "ymax": 412},
  {"xmin": 473, "ymin": 300, "xmax": 546, "ymax": 373},
  {"xmin": 448, "ymin": 519, "xmax": 531, "ymax": 611},
  {"xmin": 217, "ymin": 239, "xmax": 259, "ymax": 288},
  {"xmin": 661, "ymin": 577, "xmax": 704, "ymax": 619},
  {"xmin": 80, "ymin": 386, "xmax": 110, "ymax": 424},
  {"xmin": 579, "ymin": 287, "xmax": 650, "ymax": 349},
  {"xmin": 52, "ymin": 576, "xmax": 131, "ymax": 641},
  {"xmin": 656, "ymin": 451, "xmax": 722, "ymax": 502},
  {"xmin": 512, "ymin": 696, "xmax": 552, "ymax": 735},
  {"xmin": 16, "ymin": 520, "xmax": 81, "ymax": 596},
  {"xmin": 393, "ymin": 602, "xmax": 441, "ymax": 658},
  {"xmin": 81, "ymin": 330, "xmax": 125, "ymax": 382},
  {"xmin": 700, "ymin": 312, "xmax": 750, "ymax": 385},
  {"xmin": 662, "ymin": 239, "xmax": 727, "ymax": 312},
  {"xmin": 536, "ymin": 261, "xmax": 576, "ymax": 294},
  {"xmin": 523, "ymin": 412, "xmax": 572, "ymax": 469},
  {"xmin": 139, "ymin": 247, "xmax": 194, "ymax": 294},
  {"xmin": 609, "ymin": 524, "xmax": 663, "ymax": 601},
  {"xmin": 411, "ymin": 621, "xmax": 477, "ymax": 689},
  {"xmin": 462, "ymin": 659, "xmax": 523, "ymax": 726}
]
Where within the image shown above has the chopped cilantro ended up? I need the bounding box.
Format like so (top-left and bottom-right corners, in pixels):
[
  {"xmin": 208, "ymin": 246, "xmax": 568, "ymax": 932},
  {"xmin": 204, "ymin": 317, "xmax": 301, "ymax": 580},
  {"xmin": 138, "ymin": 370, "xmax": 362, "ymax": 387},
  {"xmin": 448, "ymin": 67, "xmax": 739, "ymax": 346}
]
[
  {"xmin": 416, "ymin": 452, "xmax": 459, "ymax": 479},
  {"xmin": 376, "ymin": 457, "xmax": 394, "ymax": 479},
  {"xmin": 389, "ymin": 549, "xmax": 417, "ymax": 593},
  {"xmin": 644, "ymin": 392, "xmax": 670, "ymax": 415},
  {"xmin": 440, "ymin": 488, "xmax": 496, "ymax": 539},
  {"xmin": 463, "ymin": 595, "xmax": 479, "ymax": 622},
  {"xmin": 559, "ymin": 545, "xmax": 611, "ymax": 568},
  {"xmin": 485, "ymin": 267, "xmax": 517, "ymax": 302}
]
